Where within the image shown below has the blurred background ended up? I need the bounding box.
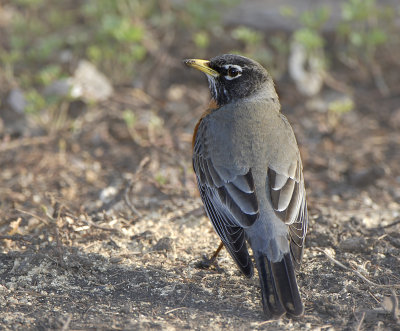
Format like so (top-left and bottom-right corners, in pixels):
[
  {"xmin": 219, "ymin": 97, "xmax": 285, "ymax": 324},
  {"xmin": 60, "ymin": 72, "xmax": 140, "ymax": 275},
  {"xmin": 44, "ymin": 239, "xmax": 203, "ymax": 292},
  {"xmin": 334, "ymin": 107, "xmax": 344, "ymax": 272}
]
[{"xmin": 1, "ymin": 0, "xmax": 400, "ymax": 329}]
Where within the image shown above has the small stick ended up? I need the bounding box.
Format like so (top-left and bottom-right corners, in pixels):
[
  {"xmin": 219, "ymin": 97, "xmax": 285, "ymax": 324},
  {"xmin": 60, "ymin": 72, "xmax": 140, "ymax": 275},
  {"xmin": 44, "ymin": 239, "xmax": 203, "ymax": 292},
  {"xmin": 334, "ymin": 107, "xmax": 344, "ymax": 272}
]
[
  {"xmin": 0, "ymin": 136, "xmax": 54, "ymax": 153},
  {"xmin": 354, "ymin": 311, "xmax": 365, "ymax": 331},
  {"xmin": 81, "ymin": 213, "xmax": 120, "ymax": 233},
  {"xmin": 15, "ymin": 208, "xmax": 49, "ymax": 225},
  {"xmin": 165, "ymin": 307, "xmax": 186, "ymax": 314},
  {"xmin": 124, "ymin": 180, "xmax": 142, "ymax": 217},
  {"xmin": 315, "ymin": 248, "xmax": 400, "ymax": 289},
  {"xmin": 0, "ymin": 234, "xmax": 32, "ymax": 242},
  {"xmin": 124, "ymin": 156, "xmax": 150, "ymax": 217},
  {"xmin": 61, "ymin": 314, "xmax": 72, "ymax": 331},
  {"xmin": 382, "ymin": 219, "xmax": 400, "ymax": 229},
  {"xmin": 390, "ymin": 289, "xmax": 399, "ymax": 323}
]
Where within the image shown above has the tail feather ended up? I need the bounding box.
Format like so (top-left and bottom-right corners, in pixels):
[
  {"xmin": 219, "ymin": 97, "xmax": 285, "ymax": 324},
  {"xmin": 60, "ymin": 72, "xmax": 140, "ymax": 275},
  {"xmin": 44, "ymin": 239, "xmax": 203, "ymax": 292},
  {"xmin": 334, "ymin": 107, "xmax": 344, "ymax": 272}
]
[
  {"xmin": 256, "ymin": 253, "xmax": 304, "ymax": 318},
  {"xmin": 256, "ymin": 255, "xmax": 285, "ymax": 318},
  {"xmin": 289, "ymin": 239, "xmax": 304, "ymax": 270}
]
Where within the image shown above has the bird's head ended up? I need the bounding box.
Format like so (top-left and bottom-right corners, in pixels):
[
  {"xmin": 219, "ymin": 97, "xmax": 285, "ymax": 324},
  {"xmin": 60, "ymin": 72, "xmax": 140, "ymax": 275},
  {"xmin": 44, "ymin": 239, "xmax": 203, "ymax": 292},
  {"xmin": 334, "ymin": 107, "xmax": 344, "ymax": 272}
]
[{"xmin": 184, "ymin": 54, "xmax": 276, "ymax": 107}]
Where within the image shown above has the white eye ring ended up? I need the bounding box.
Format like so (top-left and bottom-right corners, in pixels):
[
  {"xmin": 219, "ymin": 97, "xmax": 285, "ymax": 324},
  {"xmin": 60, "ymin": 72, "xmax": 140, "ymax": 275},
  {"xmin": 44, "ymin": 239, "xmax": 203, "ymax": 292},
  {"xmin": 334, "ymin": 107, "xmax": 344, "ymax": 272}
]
[{"xmin": 223, "ymin": 64, "xmax": 242, "ymax": 80}]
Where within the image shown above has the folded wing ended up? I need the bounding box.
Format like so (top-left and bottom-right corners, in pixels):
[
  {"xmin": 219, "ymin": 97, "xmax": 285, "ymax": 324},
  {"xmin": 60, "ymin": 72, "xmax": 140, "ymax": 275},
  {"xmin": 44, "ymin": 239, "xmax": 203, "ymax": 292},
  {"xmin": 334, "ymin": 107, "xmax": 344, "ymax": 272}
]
[
  {"xmin": 268, "ymin": 159, "xmax": 308, "ymax": 269},
  {"xmin": 193, "ymin": 120, "xmax": 260, "ymax": 277}
]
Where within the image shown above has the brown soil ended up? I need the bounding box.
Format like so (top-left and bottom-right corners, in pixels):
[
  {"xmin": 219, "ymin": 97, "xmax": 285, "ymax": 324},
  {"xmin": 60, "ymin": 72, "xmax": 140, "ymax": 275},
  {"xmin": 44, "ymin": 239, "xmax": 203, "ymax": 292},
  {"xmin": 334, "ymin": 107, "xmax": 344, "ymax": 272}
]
[{"xmin": 1, "ymin": 61, "xmax": 400, "ymax": 330}]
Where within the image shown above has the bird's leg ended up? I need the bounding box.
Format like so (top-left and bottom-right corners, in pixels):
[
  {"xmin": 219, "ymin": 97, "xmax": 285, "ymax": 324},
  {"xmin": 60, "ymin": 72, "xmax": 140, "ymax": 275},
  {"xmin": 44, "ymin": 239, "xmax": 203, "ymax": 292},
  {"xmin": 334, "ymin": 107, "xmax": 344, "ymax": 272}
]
[
  {"xmin": 195, "ymin": 242, "xmax": 224, "ymax": 271},
  {"xmin": 208, "ymin": 241, "xmax": 224, "ymax": 264}
]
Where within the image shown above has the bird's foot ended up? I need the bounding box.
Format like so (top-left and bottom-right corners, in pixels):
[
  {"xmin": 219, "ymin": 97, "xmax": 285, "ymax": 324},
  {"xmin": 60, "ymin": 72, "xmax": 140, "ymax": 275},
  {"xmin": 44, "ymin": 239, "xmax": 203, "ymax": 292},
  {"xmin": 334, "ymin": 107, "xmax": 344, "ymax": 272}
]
[{"xmin": 195, "ymin": 254, "xmax": 223, "ymax": 272}]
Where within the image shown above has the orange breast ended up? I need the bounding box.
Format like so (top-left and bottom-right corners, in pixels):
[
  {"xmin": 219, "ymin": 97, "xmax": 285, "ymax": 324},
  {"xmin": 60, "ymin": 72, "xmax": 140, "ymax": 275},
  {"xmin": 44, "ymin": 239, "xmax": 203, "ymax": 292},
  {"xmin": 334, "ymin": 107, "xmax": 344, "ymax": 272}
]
[{"xmin": 192, "ymin": 99, "xmax": 218, "ymax": 149}]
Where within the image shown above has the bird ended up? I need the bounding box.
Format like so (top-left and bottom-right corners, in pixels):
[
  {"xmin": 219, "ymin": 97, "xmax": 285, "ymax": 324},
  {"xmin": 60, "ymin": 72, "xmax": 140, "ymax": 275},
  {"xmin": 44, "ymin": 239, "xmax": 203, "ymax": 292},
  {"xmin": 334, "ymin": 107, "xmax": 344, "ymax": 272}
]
[{"xmin": 183, "ymin": 54, "xmax": 308, "ymax": 319}]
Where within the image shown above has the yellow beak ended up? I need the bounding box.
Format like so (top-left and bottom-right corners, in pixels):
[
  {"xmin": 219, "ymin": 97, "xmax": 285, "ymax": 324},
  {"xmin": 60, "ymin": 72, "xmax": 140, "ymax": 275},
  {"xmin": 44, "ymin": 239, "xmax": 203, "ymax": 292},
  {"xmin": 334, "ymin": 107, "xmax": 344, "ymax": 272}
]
[{"xmin": 183, "ymin": 59, "xmax": 219, "ymax": 77}]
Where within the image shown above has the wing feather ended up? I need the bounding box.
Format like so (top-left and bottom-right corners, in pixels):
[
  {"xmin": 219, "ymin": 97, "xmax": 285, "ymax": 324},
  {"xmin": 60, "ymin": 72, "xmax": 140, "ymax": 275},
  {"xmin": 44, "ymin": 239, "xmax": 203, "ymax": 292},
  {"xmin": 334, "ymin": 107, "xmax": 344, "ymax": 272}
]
[
  {"xmin": 268, "ymin": 159, "xmax": 308, "ymax": 269},
  {"xmin": 193, "ymin": 119, "xmax": 259, "ymax": 277}
]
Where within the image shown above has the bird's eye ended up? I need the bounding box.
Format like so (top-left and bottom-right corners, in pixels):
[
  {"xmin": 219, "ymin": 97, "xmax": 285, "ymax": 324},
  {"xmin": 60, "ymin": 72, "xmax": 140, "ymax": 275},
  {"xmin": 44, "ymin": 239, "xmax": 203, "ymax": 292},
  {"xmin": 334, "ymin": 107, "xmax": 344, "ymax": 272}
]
[{"xmin": 228, "ymin": 67, "xmax": 240, "ymax": 77}]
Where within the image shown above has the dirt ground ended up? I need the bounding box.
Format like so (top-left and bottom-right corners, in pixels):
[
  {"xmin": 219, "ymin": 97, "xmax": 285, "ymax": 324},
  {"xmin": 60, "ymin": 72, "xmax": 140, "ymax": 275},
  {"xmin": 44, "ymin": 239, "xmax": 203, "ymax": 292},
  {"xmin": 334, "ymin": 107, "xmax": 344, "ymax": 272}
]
[{"xmin": 1, "ymin": 54, "xmax": 400, "ymax": 330}]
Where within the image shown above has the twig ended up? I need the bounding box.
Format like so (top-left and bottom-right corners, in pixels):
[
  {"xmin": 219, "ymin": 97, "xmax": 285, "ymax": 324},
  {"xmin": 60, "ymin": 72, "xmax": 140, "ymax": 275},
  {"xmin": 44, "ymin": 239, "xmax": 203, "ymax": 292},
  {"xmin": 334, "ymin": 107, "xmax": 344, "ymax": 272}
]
[
  {"xmin": 54, "ymin": 205, "xmax": 66, "ymax": 269},
  {"xmin": 61, "ymin": 314, "xmax": 72, "ymax": 331},
  {"xmin": 253, "ymin": 320, "xmax": 276, "ymax": 326},
  {"xmin": 315, "ymin": 248, "xmax": 400, "ymax": 289},
  {"xmin": 81, "ymin": 213, "xmax": 120, "ymax": 233},
  {"xmin": 169, "ymin": 206, "xmax": 204, "ymax": 222},
  {"xmin": 0, "ymin": 234, "xmax": 33, "ymax": 242},
  {"xmin": 382, "ymin": 219, "xmax": 400, "ymax": 229},
  {"xmin": 354, "ymin": 311, "xmax": 365, "ymax": 331},
  {"xmin": 367, "ymin": 290, "xmax": 380, "ymax": 304},
  {"xmin": 377, "ymin": 234, "xmax": 388, "ymax": 240},
  {"xmin": 391, "ymin": 289, "xmax": 400, "ymax": 323},
  {"xmin": 164, "ymin": 307, "xmax": 186, "ymax": 314},
  {"xmin": 15, "ymin": 208, "xmax": 49, "ymax": 225},
  {"xmin": 124, "ymin": 181, "xmax": 142, "ymax": 217},
  {"xmin": 0, "ymin": 135, "xmax": 54, "ymax": 153},
  {"xmin": 124, "ymin": 156, "xmax": 150, "ymax": 217},
  {"xmin": 179, "ymin": 291, "xmax": 189, "ymax": 304},
  {"xmin": 82, "ymin": 306, "xmax": 93, "ymax": 319},
  {"xmin": 323, "ymin": 72, "xmax": 353, "ymax": 95}
]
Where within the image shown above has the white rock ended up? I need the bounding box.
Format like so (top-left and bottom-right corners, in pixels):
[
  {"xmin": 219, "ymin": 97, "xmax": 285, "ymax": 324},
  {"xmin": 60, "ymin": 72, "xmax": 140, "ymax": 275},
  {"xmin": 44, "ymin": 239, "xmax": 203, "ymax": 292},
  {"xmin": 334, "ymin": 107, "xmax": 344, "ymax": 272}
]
[
  {"xmin": 71, "ymin": 60, "xmax": 113, "ymax": 102},
  {"xmin": 43, "ymin": 78, "xmax": 72, "ymax": 97},
  {"xmin": 7, "ymin": 88, "xmax": 26, "ymax": 113},
  {"xmin": 289, "ymin": 41, "xmax": 324, "ymax": 97}
]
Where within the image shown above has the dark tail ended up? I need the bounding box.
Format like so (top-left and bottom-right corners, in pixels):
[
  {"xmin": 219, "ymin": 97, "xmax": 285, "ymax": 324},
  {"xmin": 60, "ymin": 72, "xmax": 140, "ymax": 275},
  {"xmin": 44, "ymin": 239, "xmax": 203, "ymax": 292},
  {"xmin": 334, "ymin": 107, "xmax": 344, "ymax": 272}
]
[{"xmin": 256, "ymin": 253, "xmax": 304, "ymax": 319}]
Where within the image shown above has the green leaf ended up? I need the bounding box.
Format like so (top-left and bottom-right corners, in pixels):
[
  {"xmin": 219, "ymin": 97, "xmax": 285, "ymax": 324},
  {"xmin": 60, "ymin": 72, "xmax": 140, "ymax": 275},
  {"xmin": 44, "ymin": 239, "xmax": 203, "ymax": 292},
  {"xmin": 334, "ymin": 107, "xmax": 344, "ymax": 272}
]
[
  {"xmin": 294, "ymin": 28, "xmax": 324, "ymax": 51},
  {"xmin": 123, "ymin": 110, "xmax": 137, "ymax": 128},
  {"xmin": 37, "ymin": 65, "xmax": 62, "ymax": 86},
  {"xmin": 349, "ymin": 32, "xmax": 363, "ymax": 47},
  {"xmin": 25, "ymin": 90, "xmax": 46, "ymax": 115},
  {"xmin": 194, "ymin": 31, "xmax": 210, "ymax": 49},
  {"xmin": 367, "ymin": 28, "xmax": 387, "ymax": 46},
  {"xmin": 279, "ymin": 5, "xmax": 296, "ymax": 18},
  {"xmin": 231, "ymin": 26, "xmax": 262, "ymax": 46}
]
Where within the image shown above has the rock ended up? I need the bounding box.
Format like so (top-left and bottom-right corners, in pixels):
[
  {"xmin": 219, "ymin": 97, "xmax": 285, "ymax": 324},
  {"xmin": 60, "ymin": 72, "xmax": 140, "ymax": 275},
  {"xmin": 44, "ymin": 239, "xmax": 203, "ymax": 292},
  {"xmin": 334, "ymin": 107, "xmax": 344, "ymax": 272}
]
[
  {"xmin": 152, "ymin": 237, "xmax": 173, "ymax": 252},
  {"xmin": 381, "ymin": 294, "xmax": 400, "ymax": 320},
  {"xmin": 131, "ymin": 231, "xmax": 156, "ymax": 244},
  {"xmin": 362, "ymin": 308, "xmax": 391, "ymax": 323},
  {"xmin": 43, "ymin": 78, "xmax": 72, "ymax": 98},
  {"xmin": 348, "ymin": 166, "xmax": 386, "ymax": 188},
  {"xmin": 289, "ymin": 41, "xmax": 324, "ymax": 97},
  {"xmin": 99, "ymin": 186, "xmax": 118, "ymax": 204},
  {"xmin": 1, "ymin": 88, "xmax": 32, "ymax": 137},
  {"xmin": 339, "ymin": 237, "xmax": 367, "ymax": 253},
  {"xmin": 58, "ymin": 49, "xmax": 73, "ymax": 64},
  {"xmin": 43, "ymin": 80, "xmax": 87, "ymax": 118},
  {"xmin": 70, "ymin": 60, "xmax": 113, "ymax": 102},
  {"xmin": 6, "ymin": 88, "xmax": 26, "ymax": 114}
]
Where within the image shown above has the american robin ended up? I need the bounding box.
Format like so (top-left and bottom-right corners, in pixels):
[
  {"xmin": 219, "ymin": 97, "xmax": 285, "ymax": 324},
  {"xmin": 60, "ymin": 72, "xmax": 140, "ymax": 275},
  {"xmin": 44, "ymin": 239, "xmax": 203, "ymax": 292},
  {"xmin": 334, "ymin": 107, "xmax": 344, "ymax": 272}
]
[{"xmin": 184, "ymin": 54, "xmax": 308, "ymax": 319}]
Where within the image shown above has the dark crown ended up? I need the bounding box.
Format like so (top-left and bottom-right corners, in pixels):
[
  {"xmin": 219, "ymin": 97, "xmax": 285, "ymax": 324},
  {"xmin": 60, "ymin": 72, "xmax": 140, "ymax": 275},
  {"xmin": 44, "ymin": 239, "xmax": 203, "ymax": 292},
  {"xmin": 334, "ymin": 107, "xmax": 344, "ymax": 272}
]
[{"xmin": 207, "ymin": 54, "xmax": 271, "ymax": 106}]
